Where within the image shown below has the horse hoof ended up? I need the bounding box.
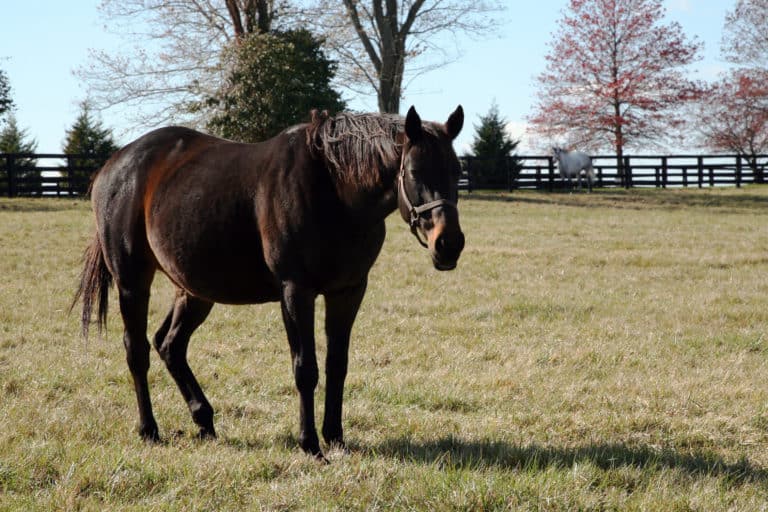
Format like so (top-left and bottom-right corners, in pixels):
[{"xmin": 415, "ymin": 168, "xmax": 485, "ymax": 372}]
[
  {"xmin": 198, "ymin": 426, "xmax": 217, "ymax": 440},
  {"xmin": 139, "ymin": 422, "xmax": 160, "ymax": 443}
]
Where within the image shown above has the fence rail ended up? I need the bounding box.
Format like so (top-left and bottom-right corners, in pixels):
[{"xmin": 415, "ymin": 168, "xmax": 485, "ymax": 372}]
[
  {"xmin": 1, "ymin": 152, "xmax": 767, "ymax": 197},
  {"xmin": 0, "ymin": 153, "xmax": 109, "ymax": 197},
  {"xmin": 459, "ymin": 154, "xmax": 768, "ymax": 192}
]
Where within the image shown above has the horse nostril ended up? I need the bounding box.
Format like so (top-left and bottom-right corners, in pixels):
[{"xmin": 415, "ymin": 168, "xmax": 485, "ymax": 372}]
[
  {"xmin": 436, "ymin": 232, "xmax": 464, "ymax": 257},
  {"xmin": 436, "ymin": 234, "xmax": 447, "ymax": 252}
]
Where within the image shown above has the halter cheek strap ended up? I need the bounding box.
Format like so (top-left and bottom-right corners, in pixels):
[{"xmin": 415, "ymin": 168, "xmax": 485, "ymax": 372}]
[{"xmin": 396, "ymin": 155, "xmax": 457, "ymax": 249}]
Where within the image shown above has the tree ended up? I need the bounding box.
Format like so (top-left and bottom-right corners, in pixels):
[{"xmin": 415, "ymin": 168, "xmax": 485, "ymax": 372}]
[
  {"xmin": 721, "ymin": 0, "xmax": 768, "ymax": 68},
  {"xmin": 205, "ymin": 29, "xmax": 346, "ymax": 142},
  {"xmin": 466, "ymin": 103, "xmax": 521, "ymax": 189},
  {"xmin": 693, "ymin": 71, "xmax": 767, "ymax": 183},
  {"xmin": 82, "ymin": 0, "xmax": 504, "ymax": 125},
  {"xmin": 78, "ymin": 0, "xmax": 283, "ymax": 128},
  {"xmin": 692, "ymin": 0, "xmax": 768, "ymax": 183},
  {"xmin": 298, "ymin": 0, "xmax": 505, "ymax": 114},
  {"xmin": 0, "ymin": 68, "xmax": 12, "ymax": 123},
  {"xmin": 0, "ymin": 114, "xmax": 39, "ymax": 195},
  {"xmin": 527, "ymin": 0, "xmax": 702, "ymax": 182},
  {"xmin": 62, "ymin": 102, "xmax": 119, "ymax": 190}
]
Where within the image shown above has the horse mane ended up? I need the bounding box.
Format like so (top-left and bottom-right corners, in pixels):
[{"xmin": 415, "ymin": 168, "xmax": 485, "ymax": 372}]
[{"xmin": 305, "ymin": 110, "xmax": 407, "ymax": 188}]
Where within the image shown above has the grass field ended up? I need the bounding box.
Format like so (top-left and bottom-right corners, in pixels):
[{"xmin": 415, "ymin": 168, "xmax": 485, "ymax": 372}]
[{"xmin": 1, "ymin": 187, "xmax": 768, "ymax": 510}]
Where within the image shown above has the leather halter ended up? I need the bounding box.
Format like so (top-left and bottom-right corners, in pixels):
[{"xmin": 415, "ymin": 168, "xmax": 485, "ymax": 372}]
[{"xmin": 396, "ymin": 147, "xmax": 458, "ymax": 248}]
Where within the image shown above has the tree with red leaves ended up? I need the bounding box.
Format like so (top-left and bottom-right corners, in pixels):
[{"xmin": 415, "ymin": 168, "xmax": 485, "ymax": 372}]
[
  {"xmin": 528, "ymin": 0, "xmax": 702, "ymax": 182},
  {"xmin": 694, "ymin": 71, "xmax": 768, "ymax": 183},
  {"xmin": 693, "ymin": 0, "xmax": 768, "ymax": 183},
  {"xmin": 721, "ymin": 0, "xmax": 768, "ymax": 68}
]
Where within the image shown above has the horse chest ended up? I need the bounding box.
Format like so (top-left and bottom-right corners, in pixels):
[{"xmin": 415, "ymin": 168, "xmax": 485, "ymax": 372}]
[{"xmin": 303, "ymin": 221, "xmax": 386, "ymax": 291}]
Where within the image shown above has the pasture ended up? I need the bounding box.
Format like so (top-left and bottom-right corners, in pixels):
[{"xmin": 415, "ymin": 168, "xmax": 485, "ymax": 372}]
[{"xmin": 1, "ymin": 187, "xmax": 767, "ymax": 510}]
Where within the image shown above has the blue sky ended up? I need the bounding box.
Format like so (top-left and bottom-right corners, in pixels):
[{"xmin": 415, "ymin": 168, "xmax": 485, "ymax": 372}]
[{"xmin": 1, "ymin": 1, "xmax": 732, "ymax": 154}]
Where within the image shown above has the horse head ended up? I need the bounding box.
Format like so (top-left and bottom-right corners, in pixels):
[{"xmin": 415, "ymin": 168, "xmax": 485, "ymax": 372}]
[{"xmin": 397, "ymin": 105, "xmax": 465, "ymax": 271}]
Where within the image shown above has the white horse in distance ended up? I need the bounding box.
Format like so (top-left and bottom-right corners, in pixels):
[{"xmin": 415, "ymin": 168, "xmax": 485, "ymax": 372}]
[{"xmin": 552, "ymin": 147, "xmax": 595, "ymax": 192}]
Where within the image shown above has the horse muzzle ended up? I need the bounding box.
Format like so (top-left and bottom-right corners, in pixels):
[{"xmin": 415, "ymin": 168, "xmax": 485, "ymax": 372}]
[{"xmin": 428, "ymin": 225, "xmax": 465, "ymax": 271}]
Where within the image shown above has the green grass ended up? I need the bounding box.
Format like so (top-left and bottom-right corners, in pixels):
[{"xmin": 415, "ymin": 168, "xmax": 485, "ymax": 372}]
[{"xmin": 1, "ymin": 187, "xmax": 768, "ymax": 510}]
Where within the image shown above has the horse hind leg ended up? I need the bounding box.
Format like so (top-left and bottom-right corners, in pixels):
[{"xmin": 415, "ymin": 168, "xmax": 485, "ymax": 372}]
[
  {"xmin": 117, "ymin": 277, "xmax": 160, "ymax": 441},
  {"xmin": 154, "ymin": 291, "xmax": 216, "ymax": 438}
]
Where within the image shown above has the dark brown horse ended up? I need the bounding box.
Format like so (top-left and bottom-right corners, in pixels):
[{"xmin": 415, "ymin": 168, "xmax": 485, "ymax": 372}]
[{"xmin": 74, "ymin": 105, "xmax": 465, "ymax": 459}]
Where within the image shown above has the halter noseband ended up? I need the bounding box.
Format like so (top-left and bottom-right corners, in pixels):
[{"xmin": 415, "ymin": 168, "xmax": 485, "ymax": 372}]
[{"xmin": 396, "ymin": 148, "xmax": 457, "ymax": 248}]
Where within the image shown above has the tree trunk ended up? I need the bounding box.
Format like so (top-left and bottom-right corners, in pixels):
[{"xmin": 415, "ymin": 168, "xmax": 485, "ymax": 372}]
[
  {"xmin": 614, "ymin": 99, "xmax": 625, "ymax": 187},
  {"xmin": 378, "ymin": 56, "xmax": 403, "ymax": 113},
  {"xmin": 748, "ymin": 155, "xmax": 765, "ymax": 184},
  {"xmin": 226, "ymin": 0, "xmax": 272, "ymax": 37}
]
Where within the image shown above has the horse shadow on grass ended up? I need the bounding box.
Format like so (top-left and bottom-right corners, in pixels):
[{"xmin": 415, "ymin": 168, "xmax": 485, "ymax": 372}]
[{"xmin": 357, "ymin": 436, "xmax": 767, "ymax": 486}]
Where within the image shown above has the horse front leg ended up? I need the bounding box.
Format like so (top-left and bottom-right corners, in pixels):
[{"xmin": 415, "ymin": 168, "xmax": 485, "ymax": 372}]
[
  {"xmin": 280, "ymin": 282, "xmax": 322, "ymax": 458},
  {"xmin": 322, "ymin": 280, "xmax": 367, "ymax": 450}
]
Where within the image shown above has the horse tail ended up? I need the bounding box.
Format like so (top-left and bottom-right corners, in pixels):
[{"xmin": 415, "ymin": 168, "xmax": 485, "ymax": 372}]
[{"xmin": 71, "ymin": 233, "xmax": 113, "ymax": 339}]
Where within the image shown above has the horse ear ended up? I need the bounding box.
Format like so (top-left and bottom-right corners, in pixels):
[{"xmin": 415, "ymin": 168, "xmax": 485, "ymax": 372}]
[
  {"xmin": 405, "ymin": 106, "xmax": 422, "ymax": 142},
  {"xmin": 445, "ymin": 105, "xmax": 464, "ymax": 140}
]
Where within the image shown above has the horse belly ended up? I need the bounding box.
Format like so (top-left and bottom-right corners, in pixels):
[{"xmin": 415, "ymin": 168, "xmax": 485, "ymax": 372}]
[
  {"xmin": 148, "ymin": 207, "xmax": 280, "ymax": 304},
  {"xmin": 170, "ymin": 252, "xmax": 280, "ymax": 305}
]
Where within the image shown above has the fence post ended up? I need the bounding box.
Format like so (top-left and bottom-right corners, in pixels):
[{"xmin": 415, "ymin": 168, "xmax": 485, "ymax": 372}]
[
  {"xmin": 467, "ymin": 158, "xmax": 473, "ymax": 193},
  {"xmin": 697, "ymin": 156, "xmax": 704, "ymax": 188},
  {"xmin": 547, "ymin": 156, "xmax": 555, "ymax": 191},
  {"xmin": 661, "ymin": 156, "xmax": 668, "ymax": 188},
  {"xmin": 6, "ymin": 155, "xmax": 16, "ymax": 198},
  {"xmin": 735, "ymin": 155, "xmax": 742, "ymax": 188},
  {"xmin": 624, "ymin": 156, "xmax": 632, "ymax": 189}
]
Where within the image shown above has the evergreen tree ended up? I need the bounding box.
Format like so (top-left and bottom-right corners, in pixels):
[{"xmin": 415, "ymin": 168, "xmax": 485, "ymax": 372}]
[
  {"xmin": 0, "ymin": 68, "xmax": 12, "ymax": 123},
  {"xmin": 467, "ymin": 103, "xmax": 520, "ymax": 188},
  {"xmin": 62, "ymin": 101, "xmax": 119, "ymax": 190},
  {"xmin": 0, "ymin": 114, "xmax": 39, "ymax": 194},
  {"xmin": 205, "ymin": 29, "xmax": 347, "ymax": 142}
]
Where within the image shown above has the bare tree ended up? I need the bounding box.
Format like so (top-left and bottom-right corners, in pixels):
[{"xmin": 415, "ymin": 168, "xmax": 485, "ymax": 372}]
[
  {"xmin": 77, "ymin": 0, "xmax": 282, "ymax": 129},
  {"xmin": 303, "ymin": 0, "xmax": 505, "ymax": 114}
]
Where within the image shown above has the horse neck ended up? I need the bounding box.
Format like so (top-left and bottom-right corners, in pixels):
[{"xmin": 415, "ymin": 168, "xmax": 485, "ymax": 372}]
[{"xmin": 331, "ymin": 158, "xmax": 399, "ymax": 225}]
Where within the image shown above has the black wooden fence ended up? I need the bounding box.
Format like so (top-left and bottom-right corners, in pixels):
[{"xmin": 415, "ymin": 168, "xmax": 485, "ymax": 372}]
[
  {"xmin": 0, "ymin": 153, "xmax": 109, "ymax": 197},
  {"xmin": 459, "ymin": 154, "xmax": 768, "ymax": 192},
  {"xmin": 1, "ymin": 152, "xmax": 766, "ymax": 197}
]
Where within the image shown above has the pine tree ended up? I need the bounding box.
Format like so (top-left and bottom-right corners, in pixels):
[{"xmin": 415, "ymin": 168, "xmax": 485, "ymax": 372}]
[
  {"xmin": 467, "ymin": 103, "xmax": 520, "ymax": 188},
  {"xmin": 62, "ymin": 101, "xmax": 119, "ymax": 189},
  {"xmin": 0, "ymin": 68, "xmax": 12, "ymax": 122},
  {"xmin": 0, "ymin": 114, "xmax": 39, "ymax": 194}
]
